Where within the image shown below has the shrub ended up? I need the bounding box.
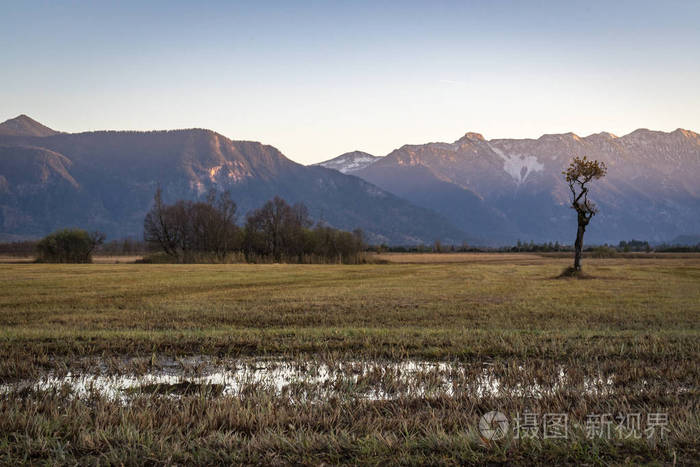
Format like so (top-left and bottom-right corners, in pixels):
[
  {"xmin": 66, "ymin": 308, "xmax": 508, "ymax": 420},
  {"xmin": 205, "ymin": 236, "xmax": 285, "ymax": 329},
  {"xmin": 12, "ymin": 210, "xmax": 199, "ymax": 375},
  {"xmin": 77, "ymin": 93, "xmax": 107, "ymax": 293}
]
[{"xmin": 36, "ymin": 229, "xmax": 105, "ymax": 263}]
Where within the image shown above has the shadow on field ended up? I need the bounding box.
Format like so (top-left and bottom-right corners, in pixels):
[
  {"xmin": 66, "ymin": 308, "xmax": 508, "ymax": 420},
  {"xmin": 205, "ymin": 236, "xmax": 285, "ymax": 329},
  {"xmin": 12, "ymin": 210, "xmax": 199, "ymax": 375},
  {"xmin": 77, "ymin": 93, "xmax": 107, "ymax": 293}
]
[{"xmin": 553, "ymin": 267, "xmax": 595, "ymax": 280}]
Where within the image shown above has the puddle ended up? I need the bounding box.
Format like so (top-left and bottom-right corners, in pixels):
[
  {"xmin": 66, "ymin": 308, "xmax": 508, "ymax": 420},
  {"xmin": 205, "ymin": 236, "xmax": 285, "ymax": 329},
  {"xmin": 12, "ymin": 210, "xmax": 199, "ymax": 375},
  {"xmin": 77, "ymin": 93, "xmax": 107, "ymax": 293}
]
[
  {"xmin": 123, "ymin": 382, "xmax": 225, "ymax": 396},
  {"xmin": 0, "ymin": 358, "xmax": 636, "ymax": 402}
]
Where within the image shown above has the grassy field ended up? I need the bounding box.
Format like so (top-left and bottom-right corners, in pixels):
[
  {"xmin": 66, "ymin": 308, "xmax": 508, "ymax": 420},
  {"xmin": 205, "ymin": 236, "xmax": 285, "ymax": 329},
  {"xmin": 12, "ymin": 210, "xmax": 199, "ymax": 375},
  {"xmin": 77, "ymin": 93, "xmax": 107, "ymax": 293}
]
[{"xmin": 1, "ymin": 254, "xmax": 699, "ymax": 464}]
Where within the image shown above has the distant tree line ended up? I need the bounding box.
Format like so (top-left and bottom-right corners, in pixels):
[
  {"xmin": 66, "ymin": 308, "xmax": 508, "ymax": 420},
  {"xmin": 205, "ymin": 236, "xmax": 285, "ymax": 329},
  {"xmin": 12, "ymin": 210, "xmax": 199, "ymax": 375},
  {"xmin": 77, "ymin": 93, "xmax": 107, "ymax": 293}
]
[
  {"xmin": 372, "ymin": 239, "xmax": 700, "ymax": 254},
  {"xmin": 618, "ymin": 239, "xmax": 652, "ymax": 252},
  {"xmin": 2, "ymin": 223, "xmax": 699, "ymax": 263},
  {"xmin": 645, "ymin": 243, "xmax": 700, "ymax": 253},
  {"xmin": 143, "ymin": 189, "xmax": 365, "ymax": 263},
  {"xmin": 99, "ymin": 238, "xmax": 152, "ymax": 255},
  {"xmin": 0, "ymin": 240, "xmax": 38, "ymax": 257},
  {"xmin": 373, "ymin": 240, "xmax": 572, "ymax": 253},
  {"xmin": 510, "ymin": 240, "xmax": 569, "ymax": 252}
]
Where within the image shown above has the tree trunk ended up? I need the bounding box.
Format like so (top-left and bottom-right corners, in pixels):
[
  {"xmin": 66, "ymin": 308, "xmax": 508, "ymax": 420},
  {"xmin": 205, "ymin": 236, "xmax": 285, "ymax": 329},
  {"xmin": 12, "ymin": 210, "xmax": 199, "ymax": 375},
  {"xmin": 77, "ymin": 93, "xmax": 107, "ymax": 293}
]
[{"xmin": 573, "ymin": 220, "xmax": 586, "ymax": 271}]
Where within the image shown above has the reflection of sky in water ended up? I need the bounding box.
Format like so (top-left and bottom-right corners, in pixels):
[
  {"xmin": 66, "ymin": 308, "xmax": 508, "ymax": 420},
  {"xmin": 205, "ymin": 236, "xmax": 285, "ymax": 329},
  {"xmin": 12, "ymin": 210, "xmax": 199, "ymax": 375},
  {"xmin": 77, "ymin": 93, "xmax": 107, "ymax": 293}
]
[{"xmin": 1, "ymin": 359, "xmax": 633, "ymax": 403}]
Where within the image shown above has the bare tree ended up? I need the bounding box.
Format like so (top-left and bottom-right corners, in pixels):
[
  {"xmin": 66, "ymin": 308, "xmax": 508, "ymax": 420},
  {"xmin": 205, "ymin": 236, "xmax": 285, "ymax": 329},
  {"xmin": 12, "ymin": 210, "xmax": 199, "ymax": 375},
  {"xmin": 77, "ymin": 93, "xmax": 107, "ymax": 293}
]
[
  {"xmin": 203, "ymin": 189, "xmax": 239, "ymax": 259},
  {"xmin": 189, "ymin": 189, "xmax": 239, "ymax": 259},
  {"xmin": 244, "ymin": 196, "xmax": 308, "ymax": 262},
  {"xmin": 563, "ymin": 156, "xmax": 607, "ymax": 271},
  {"xmin": 144, "ymin": 188, "xmax": 239, "ymax": 262},
  {"xmin": 88, "ymin": 231, "xmax": 106, "ymax": 257},
  {"xmin": 145, "ymin": 191, "xmax": 364, "ymax": 264},
  {"xmin": 144, "ymin": 187, "xmax": 182, "ymax": 260}
]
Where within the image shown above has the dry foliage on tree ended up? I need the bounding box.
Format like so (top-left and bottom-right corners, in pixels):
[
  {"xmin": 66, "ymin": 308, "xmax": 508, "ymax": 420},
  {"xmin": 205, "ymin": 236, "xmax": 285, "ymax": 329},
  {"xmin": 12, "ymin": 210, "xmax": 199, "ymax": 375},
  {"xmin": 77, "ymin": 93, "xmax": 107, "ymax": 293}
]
[{"xmin": 563, "ymin": 156, "xmax": 607, "ymax": 272}]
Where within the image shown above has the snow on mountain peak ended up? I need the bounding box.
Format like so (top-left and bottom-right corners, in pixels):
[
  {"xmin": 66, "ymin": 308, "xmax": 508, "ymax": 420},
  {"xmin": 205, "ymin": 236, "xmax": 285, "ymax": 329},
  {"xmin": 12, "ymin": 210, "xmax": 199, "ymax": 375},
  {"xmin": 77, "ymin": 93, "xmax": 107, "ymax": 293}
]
[
  {"xmin": 488, "ymin": 144, "xmax": 544, "ymax": 185},
  {"xmin": 314, "ymin": 151, "xmax": 381, "ymax": 174}
]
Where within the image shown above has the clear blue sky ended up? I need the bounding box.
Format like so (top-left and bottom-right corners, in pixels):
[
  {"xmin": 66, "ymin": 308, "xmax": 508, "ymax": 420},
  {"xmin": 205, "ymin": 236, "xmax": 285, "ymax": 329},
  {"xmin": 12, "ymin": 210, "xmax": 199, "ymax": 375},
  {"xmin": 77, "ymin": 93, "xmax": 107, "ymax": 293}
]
[{"xmin": 2, "ymin": 0, "xmax": 699, "ymax": 164}]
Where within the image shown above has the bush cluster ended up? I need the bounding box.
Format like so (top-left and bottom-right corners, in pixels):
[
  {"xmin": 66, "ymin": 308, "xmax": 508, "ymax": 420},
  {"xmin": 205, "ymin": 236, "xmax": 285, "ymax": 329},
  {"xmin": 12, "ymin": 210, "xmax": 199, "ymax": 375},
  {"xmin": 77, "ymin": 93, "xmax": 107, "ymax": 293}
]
[{"xmin": 36, "ymin": 229, "xmax": 104, "ymax": 263}]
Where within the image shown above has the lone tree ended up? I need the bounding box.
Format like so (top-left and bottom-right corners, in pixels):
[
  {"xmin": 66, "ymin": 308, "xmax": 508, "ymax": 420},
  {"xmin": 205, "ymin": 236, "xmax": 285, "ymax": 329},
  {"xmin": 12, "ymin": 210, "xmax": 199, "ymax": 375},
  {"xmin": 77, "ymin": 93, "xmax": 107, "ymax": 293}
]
[{"xmin": 563, "ymin": 156, "xmax": 607, "ymax": 271}]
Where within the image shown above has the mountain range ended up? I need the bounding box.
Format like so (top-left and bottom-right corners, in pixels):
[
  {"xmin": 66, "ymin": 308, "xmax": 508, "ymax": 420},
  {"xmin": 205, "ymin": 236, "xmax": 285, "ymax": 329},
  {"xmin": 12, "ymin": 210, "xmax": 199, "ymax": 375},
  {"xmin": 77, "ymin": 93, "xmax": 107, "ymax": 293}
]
[
  {"xmin": 0, "ymin": 115, "xmax": 467, "ymax": 244},
  {"xmin": 2, "ymin": 114, "xmax": 698, "ymax": 245},
  {"xmin": 319, "ymin": 129, "xmax": 700, "ymax": 244}
]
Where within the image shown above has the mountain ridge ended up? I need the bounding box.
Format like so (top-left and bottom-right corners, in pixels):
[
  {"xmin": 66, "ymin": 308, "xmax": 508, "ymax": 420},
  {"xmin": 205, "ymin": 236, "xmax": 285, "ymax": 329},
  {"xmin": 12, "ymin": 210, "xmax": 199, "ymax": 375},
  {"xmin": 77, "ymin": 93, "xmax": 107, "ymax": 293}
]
[
  {"xmin": 0, "ymin": 115, "xmax": 60, "ymax": 137},
  {"xmin": 347, "ymin": 127, "xmax": 700, "ymax": 244},
  {"xmin": 0, "ymin": 116, "xmax": 470, "ymax": 244},
  {"xmin": 2, "ymin": 114, "xmax": 698, "ymax": 245}
]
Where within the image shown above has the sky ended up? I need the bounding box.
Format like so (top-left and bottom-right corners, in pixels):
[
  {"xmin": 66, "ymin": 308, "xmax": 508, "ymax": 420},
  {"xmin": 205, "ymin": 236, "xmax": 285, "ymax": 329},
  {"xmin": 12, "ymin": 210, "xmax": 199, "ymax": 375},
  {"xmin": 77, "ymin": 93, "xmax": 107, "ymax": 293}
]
[{"xmin": 2, "ymin": 0, "xmax": 699, "ymax": 164}]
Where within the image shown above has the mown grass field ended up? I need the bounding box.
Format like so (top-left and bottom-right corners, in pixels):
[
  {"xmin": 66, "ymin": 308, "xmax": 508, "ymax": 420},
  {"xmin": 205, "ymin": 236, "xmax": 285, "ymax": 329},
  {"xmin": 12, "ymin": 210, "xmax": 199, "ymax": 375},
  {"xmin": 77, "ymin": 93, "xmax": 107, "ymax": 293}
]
[{"xmin": 1, "ymin": 254, "xmax": 699, "ymax": 465}]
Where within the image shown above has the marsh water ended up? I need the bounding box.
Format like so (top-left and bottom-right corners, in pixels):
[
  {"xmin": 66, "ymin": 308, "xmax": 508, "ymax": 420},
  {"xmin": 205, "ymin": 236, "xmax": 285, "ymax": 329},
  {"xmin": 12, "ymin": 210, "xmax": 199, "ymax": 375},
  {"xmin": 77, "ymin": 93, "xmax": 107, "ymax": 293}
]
[{"xmin": 1, "ymin": 357, "xmax": 636, "ymax": 402}]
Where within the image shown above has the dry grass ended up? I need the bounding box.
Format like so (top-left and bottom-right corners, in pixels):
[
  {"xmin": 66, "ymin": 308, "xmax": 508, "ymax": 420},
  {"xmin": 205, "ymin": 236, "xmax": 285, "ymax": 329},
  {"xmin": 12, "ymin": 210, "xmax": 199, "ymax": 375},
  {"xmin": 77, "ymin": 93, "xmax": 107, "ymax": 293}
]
[
  {"xmin": 374, "ymin": 252, "xmax": 549, "ymax": 263},
  {"xmin": 1, "ymin": 254, "xmax": 698, "ymax": 464},
  {"xmin": 0, "ymin": 255, "xmax": 34, "ymax": 263},
  {"xmin": 0, "ymin": 254, "xmax": 144, "ymax": 264}
]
